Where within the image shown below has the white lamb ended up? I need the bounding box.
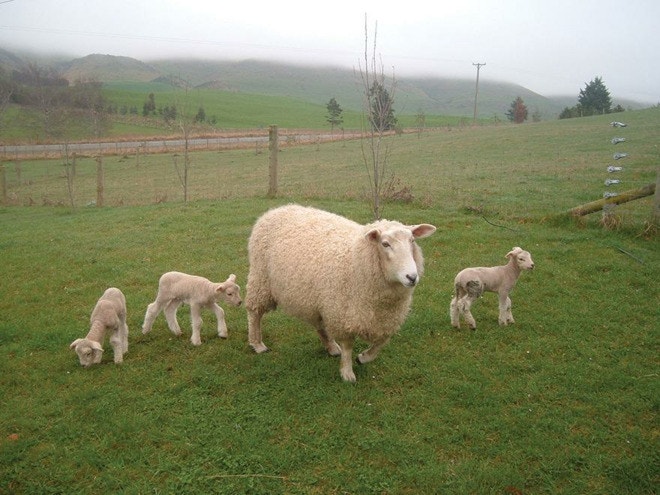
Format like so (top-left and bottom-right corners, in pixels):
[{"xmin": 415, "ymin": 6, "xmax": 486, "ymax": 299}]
[
  {"xmin": 245, "ymin": 204, "xmax": 436, "ymax": 382},
  {"xmin": 450, "ymin": 246, "xmax": 534, "ymax": 329},
  {"xmin": 142, "ymin": 272, "xmax": 242, "ymax": 345},
  {"xmin": 70, "ymin": 287, "xmax": 129, "ymax": 367}
]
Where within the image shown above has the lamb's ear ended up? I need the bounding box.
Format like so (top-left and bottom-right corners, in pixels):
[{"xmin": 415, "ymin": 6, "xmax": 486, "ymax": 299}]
[
  {"xmin": 365, "ymin": 228, "xmax": 381, "ymax": 243},
  {"xmin": 91, "ymin": 341, "xmax": 103, "ymax": 352},
  {"xmin": 227, "ymin": 274, "xmax": 236, "ymax": 283},
  {"xmin": 506, "ymin": 247, "xmax": 522, "ymax": 258},
  {"xmin": 410, "ymin": 224, "xmax": 436, "ymax": 239},
  {"xmin": 70, "ymin": 338, "xmax": 83, "ymax": 350}
]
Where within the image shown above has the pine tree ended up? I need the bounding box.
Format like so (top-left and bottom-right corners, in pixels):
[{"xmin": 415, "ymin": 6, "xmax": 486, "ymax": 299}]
[
  {"xmin": 325, "ymin": 97, "xmax": 343, "ymax": 132},
  {"xmin": 506, "ymin": 96, "xmax": 528, "ymax": 123},
  {"xmin": 578, "ymin": 77, "xmax": 612, "ymax": 115}
]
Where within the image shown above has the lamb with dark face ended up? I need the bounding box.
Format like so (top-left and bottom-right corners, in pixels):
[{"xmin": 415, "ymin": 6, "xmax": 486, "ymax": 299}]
[{"xmin": 70, "ymin": 287, "xmax": 129, "ymax": 367}]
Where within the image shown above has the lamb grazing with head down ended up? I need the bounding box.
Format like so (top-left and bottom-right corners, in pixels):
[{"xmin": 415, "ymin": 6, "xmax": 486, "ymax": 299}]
[
  {"xmin": 142, "ymin": 272, "xmax": 242, "ymax": 346},
  {"xmin": 245, "ymin": 204, "xmax": 436, "ymax": 382},
  {"xmin": 450, "ymin": 246, "xmax": 534, "ymax": 330},
  {"xmin": 70, "ymin": 287, "xmax": 129, "ymax": 367}
]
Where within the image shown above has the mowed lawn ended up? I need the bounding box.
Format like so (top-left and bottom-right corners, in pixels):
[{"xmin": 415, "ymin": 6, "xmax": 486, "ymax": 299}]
[{"xmin": 0, "ymin": 110, "xmax": 658, "ymax": 494}]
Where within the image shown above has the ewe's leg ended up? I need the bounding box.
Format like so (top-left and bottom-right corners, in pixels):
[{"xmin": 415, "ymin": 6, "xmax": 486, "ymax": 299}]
[
  {"xmin": 190, "ymin": 304, "xmax": 204, "ymax": 346},
  {"xmin": 337, "ymin": 337, "xmax": 357, "ymax": 382},
  {"xmin": 450, "ymin": 296, "xmax": 461, "ymax": 328},
  {"xmin": 499, "ymin": 294, "xmax": 514, "ymax": 325},
  {"xmin": 142, "ymin": 300, "xmax": 163, "ymax": 334},
  {"xmin": 357, "ymin": 335, "xmax": 391, "ymax": 365},
  {"xmin": 163, "ymin": 300, "xmax": 183, "ymax": 336},
  {"xmin": 313, "ymin": 320, "xmax": 341, "ymax": 356},
  {"xmin": 211, "ymin": 303, "xmax": 228, "ymax": 339},
  {"xmin": 247, "ymin": 309, "xmax": 268, "ymax": 353}
]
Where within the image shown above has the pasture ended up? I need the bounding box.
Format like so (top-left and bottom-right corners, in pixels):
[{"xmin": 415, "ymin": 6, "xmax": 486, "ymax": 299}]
[{"xmin": 0, "ymin": 110, "xmax": 658, "ymax": 494}]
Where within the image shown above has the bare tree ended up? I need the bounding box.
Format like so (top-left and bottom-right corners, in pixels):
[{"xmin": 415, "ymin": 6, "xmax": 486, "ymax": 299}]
[
  {"xmin": 171, "ymin": 78, "xmax": 193, "ymax": 203},
  {"xmin": 357, "ymin": 16, "xmax": 397, "ymax": 220}
]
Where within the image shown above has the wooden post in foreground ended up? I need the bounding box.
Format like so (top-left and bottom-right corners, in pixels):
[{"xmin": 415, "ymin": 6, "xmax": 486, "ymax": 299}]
[
  {"xmin": 654, "ymin": 169, "xmax": 660, "ymax": 227},
  {"xmin": 268, "ymin": 125, "xmax": 278, "ymax": 197},
  {"xmin": 96, "ymin": 156, "xmax": 104, "ymax": 207},
  {"xmin": 569, "ymin": 182, "xmax": 656, "ymax": 216}
]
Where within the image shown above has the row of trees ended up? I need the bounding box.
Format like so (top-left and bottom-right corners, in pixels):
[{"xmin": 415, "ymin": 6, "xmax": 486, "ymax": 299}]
[{"xmin": 0, "ymin": 64, "xmax": 109, "ymax": 139}]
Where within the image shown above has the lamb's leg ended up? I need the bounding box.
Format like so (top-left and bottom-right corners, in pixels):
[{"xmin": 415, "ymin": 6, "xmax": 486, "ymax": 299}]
[
  {"xmin": 337, "ymin": 337, "xmax": 357, "ymax": 382},
  {"xmin": 450, "ymin": 296, "xmax": 461, "ymax": 328},
  {"xmin": 247, "ymin": 308, "xmax": 268, "ymax": 353},
  {"xmin": 313, "ymin": 320, "xmax": 341, "ymax": 356},
  {"xmin": 357, "ymin": 335, "xmax": 391, "ymax": 364},
  {"xmin": 210, "ymin": 303, "xmax": 228, "ymax": 339},
  {"xmin": 120, "ymin": 316, "xmax": 129, "ymax": 353},
  {"xmin": 142, "ymin": 300, "xmax": 163, "ymax": 334},
  {"xmin": 460, "ymin": 296, "xmax": 478, "ymax": 330},
  {"xmin": 190, "ymin": 304, "xmax": 203, "ymax": 346},
  {"xmin": 498, "ymin": 294, "xmax": 513, "ymax": 325},
  {"xmin": 163, "ymin": 300, "xmax": 183, "ymax": 336},
  {"xmin": 110, "ymin": 329, "xmax": 124, "ymax": 364}
]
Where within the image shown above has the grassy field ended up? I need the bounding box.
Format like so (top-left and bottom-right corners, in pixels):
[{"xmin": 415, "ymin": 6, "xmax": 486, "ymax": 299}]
[{"xmin": 0, "ymin": 109, "xmax": 658, "ymax": 494}]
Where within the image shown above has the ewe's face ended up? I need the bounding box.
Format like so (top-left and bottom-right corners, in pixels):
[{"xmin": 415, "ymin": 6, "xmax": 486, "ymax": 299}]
[{"xmin": 373, "ymin": 228, "xmax": 421, "ymax": 288}]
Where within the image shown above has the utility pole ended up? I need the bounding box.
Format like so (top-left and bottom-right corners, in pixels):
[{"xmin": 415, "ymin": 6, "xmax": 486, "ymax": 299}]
[{"xmin": 472, "ymin": 62, "xmax": 486, "ymax": 123}]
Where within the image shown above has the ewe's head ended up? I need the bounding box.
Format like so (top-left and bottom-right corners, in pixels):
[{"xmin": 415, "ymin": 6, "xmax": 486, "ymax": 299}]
[
  {"xmin": 216, "ymin": 274, "xmax": 242, "ymax": 306},
  {"xmin": 70, "ymin": 338, "xmax": 103, "ymax": 367},
  {"xmin": 366, "ymin": 222, "xmax": 436, "ymax": 287},
  {"xmin": 506, "ymin": 247, "xmax": 535, "ymax": 271}
]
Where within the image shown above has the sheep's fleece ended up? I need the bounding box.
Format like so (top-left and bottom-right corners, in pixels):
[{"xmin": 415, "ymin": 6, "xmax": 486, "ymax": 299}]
[
  {"xmin": 70, "ymin": 287, "xmax": 128, "ymax": 367},
  {"xmin": 245, "ymin": 204, "xmax": 436, "ymax": 382}
]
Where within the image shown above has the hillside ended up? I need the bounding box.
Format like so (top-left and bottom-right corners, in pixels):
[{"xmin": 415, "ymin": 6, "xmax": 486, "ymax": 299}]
[{"xmin": 0, "ymin": 49, "xmax": 648, "ymax": 119}]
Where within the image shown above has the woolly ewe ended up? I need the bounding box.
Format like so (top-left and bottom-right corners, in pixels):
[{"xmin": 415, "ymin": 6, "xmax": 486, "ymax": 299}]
[{"xmin": 245, "ymin": 204, "xmax": 436, "ymax": 382}]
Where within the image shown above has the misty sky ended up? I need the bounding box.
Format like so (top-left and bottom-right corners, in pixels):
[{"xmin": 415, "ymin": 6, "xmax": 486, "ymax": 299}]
[{"xmin": 1, "ymin": 0, "xmax": 659, "ymax": 103}]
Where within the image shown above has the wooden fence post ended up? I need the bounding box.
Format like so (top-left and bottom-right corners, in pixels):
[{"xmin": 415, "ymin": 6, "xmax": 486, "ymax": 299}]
[
  {"xmin": 268, "ymin": 125, "xmax": 278, "ymax": 197},
  {"xmin": 0, "ymin": 165, "xmax": 6, "ymax": 205},
  {"xmin": 96, "ymin": 156, "xmax": 104, "ymax": 207}
]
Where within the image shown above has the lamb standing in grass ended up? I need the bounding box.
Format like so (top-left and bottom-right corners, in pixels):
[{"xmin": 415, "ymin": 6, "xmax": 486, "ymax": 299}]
[
  {"xmin": 245, "ymin": 204, "xmax": 436, "ymax": 382},
  {"xmin": 450, "ymin": 246, "xmax": 534, "ymax": 330},
  {"xmin": 142, "ymin": 272, "xmax": 242, "ymax": 345},
  {"xmin": 70, "ymin": 287, "xmax": 129, "ymax": 367}
]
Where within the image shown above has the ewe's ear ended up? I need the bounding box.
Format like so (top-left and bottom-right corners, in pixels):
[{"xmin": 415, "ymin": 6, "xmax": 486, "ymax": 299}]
[
  {"xmin": 70, "ymin": 338, "xmax": 83, "ymax": 350},
  {"xmin": 91, "ymin": 341, "xmax": 103, "ymax": 352},
  {"xmin": 410, "ymin": 224, "xmax": 436, "ymax": 239},
  {"xmin": 365, "ymin": 228, "xmax": 381, "ymax": 243}
]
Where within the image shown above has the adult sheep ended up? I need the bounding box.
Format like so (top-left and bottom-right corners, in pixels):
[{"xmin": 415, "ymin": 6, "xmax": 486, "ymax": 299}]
[{"xmin": 245, "ymin": 204, "xmax": 436, "ymax": 382}]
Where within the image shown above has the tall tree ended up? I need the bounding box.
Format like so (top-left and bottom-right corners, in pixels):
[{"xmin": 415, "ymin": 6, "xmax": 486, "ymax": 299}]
[
  {"xmin": 578, "ymin": 76, "xmax": 612, "ymax": 116},
  {"xmin": 506, "ymin": 96, "xmax": 528, "ymax": 124},
  {"xmin": 325, "ymin": 97, "xmax": 343, "ymax": 133}
]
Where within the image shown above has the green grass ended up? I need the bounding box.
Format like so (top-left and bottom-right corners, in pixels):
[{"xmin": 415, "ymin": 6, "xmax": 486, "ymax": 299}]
[{"xmin": 0, "ymin": 109, "xmax": 658, "ymax": 494}]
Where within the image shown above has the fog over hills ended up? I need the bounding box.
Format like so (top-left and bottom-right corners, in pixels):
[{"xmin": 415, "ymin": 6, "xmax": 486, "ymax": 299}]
[{"xmin": 0, "ymin": 49, "xmax": 648, "ymax": 119}]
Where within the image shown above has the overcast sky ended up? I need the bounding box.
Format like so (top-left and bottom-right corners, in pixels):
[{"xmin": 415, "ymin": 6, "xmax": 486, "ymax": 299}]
[{"xmin": 1, "ymin": 0, "xmax": 658, "ymax": 103}]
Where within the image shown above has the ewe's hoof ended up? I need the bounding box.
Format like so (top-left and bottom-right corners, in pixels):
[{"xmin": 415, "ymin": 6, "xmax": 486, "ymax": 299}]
[{"xmin": 251, "ymin": 343, "xmax": 269, "ymax": 354}]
